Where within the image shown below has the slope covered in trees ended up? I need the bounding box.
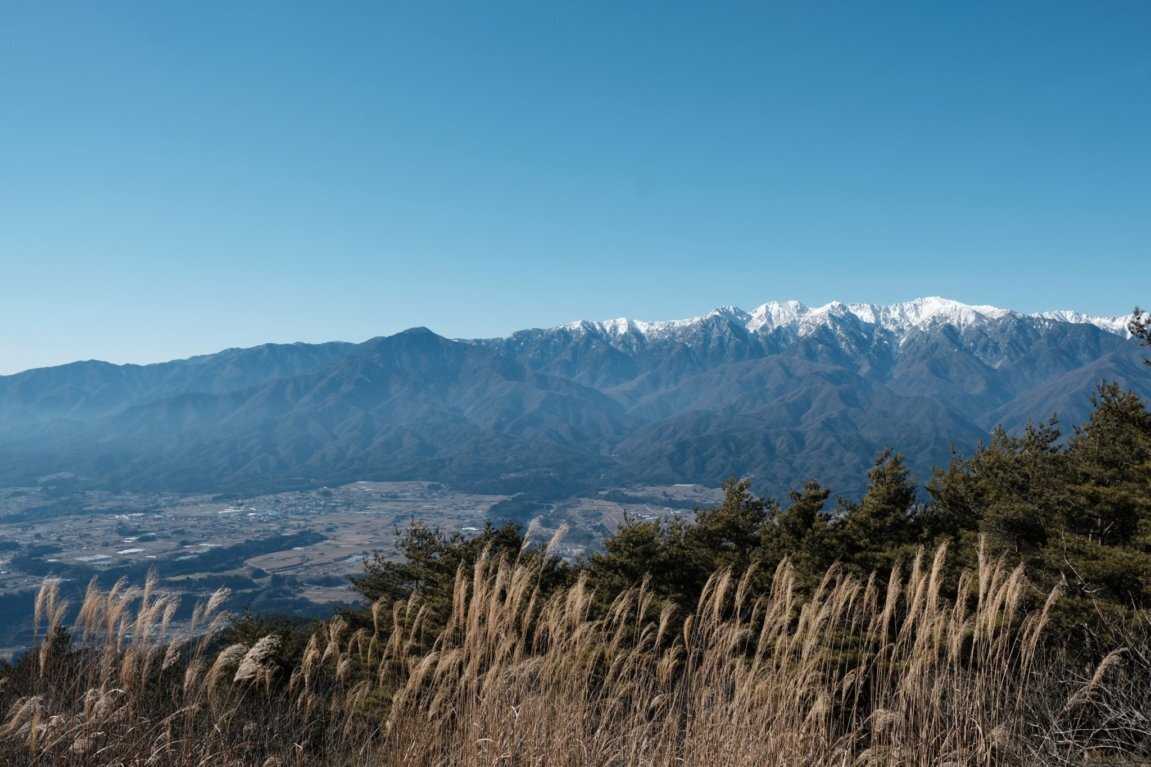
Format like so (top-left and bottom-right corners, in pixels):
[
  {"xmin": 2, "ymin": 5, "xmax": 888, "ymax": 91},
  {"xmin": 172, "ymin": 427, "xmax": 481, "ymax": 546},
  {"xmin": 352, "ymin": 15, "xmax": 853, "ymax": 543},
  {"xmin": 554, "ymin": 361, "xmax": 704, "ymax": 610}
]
[{"xmin": 1, "ymin": 301, "xmax": 1147, "ymax": 499}]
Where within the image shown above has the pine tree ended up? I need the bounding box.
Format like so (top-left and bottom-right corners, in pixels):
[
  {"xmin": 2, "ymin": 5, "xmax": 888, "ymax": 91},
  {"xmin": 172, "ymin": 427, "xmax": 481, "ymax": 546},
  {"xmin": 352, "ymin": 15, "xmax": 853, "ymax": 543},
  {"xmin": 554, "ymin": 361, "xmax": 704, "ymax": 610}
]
[
  {"xmin": 1130, "ymin": 306, "xmax": 1151, "ymax": 365},
  {"xmin": 1055, "ymin": 384, "xmax": 1151, "ymax": 609},
  {"xmin": 837, "ymin": 450, "xmax": 920, "ymax": 575},
  {"xmin": 350, "ymin": 521, "xmax": 566, "ymax": 633},
  {"xmin": 587, "ymin": 513, "xmax": 697, "ymax": 606},
  {"xmin": 760, "ymin": 479, "xmax": 835, "ymax": 586},
  {"xmin": 685, "ymin": 476, "xmax": 774, "ymax": 572}
]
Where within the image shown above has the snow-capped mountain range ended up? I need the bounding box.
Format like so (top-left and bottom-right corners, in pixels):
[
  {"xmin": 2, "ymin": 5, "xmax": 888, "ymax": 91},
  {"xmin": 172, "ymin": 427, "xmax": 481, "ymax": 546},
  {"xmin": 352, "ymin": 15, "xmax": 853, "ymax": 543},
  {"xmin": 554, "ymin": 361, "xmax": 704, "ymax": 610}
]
[
  {"xmin": 0, "ymin": 298, "xmax": 1146, "ymax": 500},
  {"xmin": 552, "ymin": 297, "xmax": 1130, "ymax": 341}
]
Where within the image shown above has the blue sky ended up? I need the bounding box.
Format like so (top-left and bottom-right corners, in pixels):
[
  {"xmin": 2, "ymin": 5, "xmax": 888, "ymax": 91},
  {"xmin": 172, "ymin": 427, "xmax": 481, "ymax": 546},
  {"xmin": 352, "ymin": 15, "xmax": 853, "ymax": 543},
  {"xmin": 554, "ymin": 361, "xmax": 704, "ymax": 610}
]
[{"xmin": 1, "ymin": 1, "xmax": 1148, "ymax": 375}]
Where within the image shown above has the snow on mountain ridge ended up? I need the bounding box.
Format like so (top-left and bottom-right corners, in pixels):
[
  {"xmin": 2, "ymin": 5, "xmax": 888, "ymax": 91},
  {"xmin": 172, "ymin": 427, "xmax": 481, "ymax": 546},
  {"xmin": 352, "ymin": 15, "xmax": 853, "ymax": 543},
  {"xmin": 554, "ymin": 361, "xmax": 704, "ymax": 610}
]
[
  {"xmin": 850, "ymin": 297, "xmax": 1011, "ymax": 332},
  {"xmin": 556, "ymin": 298, "xmax": 1129, "ymax": 340},
  {"xmin": 747, "ymin": 300, "xmax": 806, "ymax": 332},
  {"xmin": 1034, "ymin": 310, "xmax": 1130, "ymax": 336}
]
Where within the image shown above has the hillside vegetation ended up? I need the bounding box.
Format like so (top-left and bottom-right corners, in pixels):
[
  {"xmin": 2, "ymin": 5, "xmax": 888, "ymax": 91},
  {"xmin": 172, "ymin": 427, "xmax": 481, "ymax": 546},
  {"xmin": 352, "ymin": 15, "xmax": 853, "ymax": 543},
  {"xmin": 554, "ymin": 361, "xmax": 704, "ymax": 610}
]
[{"xmin": 1, "ymin": 381, "xmax": 1149, "ymax": 765}]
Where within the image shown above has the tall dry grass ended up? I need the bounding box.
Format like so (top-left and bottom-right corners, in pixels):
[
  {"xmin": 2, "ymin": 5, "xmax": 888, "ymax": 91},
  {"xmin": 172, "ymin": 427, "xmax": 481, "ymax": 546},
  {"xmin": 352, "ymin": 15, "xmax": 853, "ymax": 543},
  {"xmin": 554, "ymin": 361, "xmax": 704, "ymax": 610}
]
[{"xmin": 2, "ymin": 543, "xmax": 1147, "ymax": 766}]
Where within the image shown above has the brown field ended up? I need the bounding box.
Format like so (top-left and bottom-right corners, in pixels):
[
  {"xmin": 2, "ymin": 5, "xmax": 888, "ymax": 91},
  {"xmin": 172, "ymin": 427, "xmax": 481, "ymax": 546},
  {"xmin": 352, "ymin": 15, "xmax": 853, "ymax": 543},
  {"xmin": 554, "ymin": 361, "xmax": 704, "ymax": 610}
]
[{"xmin": 0, "ymin": 480, "xmax": 724, "ymax": 632}]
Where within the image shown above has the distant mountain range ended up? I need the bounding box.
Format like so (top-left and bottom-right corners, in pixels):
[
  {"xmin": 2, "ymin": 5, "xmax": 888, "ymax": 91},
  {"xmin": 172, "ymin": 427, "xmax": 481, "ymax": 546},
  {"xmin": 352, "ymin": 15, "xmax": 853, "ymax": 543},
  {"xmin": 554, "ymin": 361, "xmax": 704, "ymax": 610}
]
[{"xmin": 1, "ymin": 298, "xmax": 1146, "ymax": 499}]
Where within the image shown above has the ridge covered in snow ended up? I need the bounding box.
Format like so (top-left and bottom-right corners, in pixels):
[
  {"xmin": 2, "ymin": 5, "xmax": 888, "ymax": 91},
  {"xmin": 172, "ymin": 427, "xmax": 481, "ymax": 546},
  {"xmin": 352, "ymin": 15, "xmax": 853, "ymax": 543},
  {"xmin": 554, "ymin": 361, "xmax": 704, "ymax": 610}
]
[
  {"xmin": 558, "ymin": 297, "xmax": 1130, "ymax": 340},
  {"xmin": 1032, "ymin": 310, "xmax": 1131, "ymax": 336}
]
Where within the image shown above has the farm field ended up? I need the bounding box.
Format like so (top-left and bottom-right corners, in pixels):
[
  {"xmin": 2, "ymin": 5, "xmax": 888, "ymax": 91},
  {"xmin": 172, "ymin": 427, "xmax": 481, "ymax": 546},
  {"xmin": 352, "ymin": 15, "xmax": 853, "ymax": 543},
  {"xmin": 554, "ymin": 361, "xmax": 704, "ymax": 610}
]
[{"xmin": 0, "ymin": 480, "xmax": 723, "ymax": 658}]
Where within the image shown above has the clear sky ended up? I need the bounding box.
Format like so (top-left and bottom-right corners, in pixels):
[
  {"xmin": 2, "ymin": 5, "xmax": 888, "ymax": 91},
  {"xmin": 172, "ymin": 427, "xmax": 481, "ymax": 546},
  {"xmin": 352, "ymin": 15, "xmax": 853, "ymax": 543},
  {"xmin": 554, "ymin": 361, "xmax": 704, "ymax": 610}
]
[{"xmin": 1, "ymin": 1, "xmax": 1148, "ymax": 375}]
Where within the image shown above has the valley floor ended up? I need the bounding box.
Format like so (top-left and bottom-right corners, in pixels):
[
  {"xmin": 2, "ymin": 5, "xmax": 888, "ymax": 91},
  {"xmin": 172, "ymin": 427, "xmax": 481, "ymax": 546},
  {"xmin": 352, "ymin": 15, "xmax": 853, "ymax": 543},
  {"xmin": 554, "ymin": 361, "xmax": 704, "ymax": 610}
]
[{"xmin": 0, "ymin": 480, "xmax": 723, "ymax": 655}]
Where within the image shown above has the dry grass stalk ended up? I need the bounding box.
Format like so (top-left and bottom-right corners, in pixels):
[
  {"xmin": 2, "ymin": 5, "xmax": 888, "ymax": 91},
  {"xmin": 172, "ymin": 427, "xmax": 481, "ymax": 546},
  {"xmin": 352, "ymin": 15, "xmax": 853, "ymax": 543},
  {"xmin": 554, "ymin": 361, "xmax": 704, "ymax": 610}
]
[{"xmin": 3, "ymin": 542, "xmax": 1147, "ymax": 766}]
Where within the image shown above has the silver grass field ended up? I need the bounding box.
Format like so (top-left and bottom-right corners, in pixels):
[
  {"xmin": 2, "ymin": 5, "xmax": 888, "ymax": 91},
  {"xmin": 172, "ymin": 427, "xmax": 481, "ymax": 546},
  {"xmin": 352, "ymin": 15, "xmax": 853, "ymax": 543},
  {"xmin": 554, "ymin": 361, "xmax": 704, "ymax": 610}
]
[{"xmin": 2, "ymin": 542, "xmax": 1148, "ymax": 766}]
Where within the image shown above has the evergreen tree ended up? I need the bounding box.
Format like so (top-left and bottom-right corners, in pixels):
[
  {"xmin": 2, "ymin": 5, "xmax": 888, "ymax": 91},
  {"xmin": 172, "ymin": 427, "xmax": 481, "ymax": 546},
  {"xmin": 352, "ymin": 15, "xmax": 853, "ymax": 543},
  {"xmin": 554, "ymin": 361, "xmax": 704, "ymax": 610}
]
[
  {"xmin": 929, "ymin": 421, "xmax": 1065, "ymax": 559},
  {"xmin": 685, "ymin": 476, "xmax": 774, "ymax": 572},
  {"xmin": 587, "ymin": 514, "xmax": 698, "ymax": 607},
  {"xmin": 590, "ymin": 477, "xmax": 777, "ymax": 609},
  {"xmin": 1064, "ymin": 384, "xmax": 1151, "ymax": 546},
  {"xmin": 1055, "ymin": 384, "xmax": 1151, "ymax": 608},
  {"xmin": 836, "ymin": 450, "xmax": 920, "ymax": 575},
  {"xmin": 926, "ymin": 384, "xmax": 1151, "ymax": 647},
  {"xmin": 760, "ymin": 479, "xmax": 835, "ymax": 586},
  {"xmin": 1130, "ymin": 306, "xmax": 1151, "ymax": 365},
  {"xmin": 351, "ymin": 521, "xmax": 568, "ymax": 632}
]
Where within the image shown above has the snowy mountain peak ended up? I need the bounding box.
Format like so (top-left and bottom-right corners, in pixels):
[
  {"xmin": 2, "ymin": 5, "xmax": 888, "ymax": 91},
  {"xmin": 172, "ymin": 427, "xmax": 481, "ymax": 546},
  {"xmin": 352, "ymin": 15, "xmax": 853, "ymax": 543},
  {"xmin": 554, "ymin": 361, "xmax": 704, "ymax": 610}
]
[
  {"xmin": 560, "ymin": 317, "xmax": 640, "ymax": 336},
  {"xmin": 555, "ymin": 298, "xmax": 1130, "ymax": 341},
  {"xmin": 1034, "ymin": 310, "xmax": 1131, "ymax": 336},
  {"xmin": 850, "ymin": 297, "xmax": 1013, "ymax": 334},
  {"xmin": 706, "ymin": 305, "xmax": 751, "ymax": 322},
  {"xmin": 745, "ymin": 301, "xmax": 802, "ymax": 333}
]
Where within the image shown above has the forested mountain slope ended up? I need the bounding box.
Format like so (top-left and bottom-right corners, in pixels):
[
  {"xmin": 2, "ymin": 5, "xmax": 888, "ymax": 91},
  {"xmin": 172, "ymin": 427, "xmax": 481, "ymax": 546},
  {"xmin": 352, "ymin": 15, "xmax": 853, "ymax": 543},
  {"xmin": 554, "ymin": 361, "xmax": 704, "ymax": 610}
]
[{"xmin": 0, "ymin": 298, "xmax": 1145, "ymax": 497}]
